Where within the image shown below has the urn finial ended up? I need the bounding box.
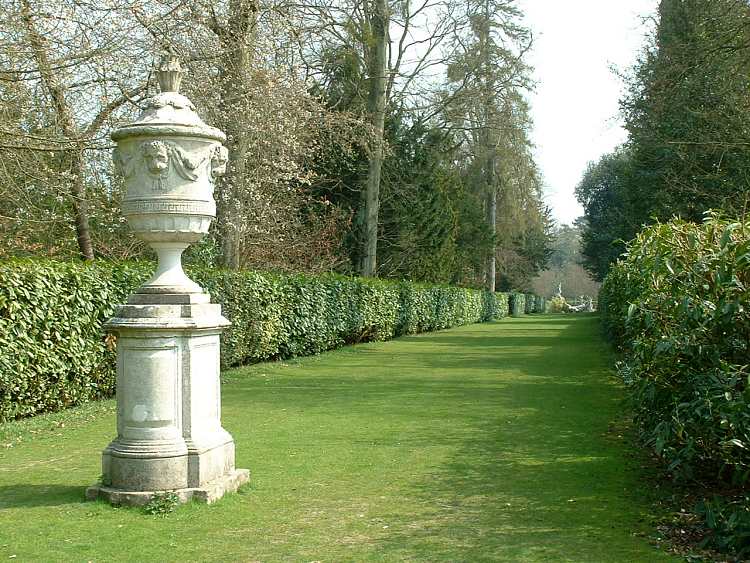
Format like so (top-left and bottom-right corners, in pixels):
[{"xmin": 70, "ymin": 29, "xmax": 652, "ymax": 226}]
[{"xmin": 157, "ymin": 53, "xmax": 183, "ymax": 93}]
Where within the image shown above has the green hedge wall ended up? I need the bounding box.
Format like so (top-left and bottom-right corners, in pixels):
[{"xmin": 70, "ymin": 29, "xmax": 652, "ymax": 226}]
[
  {"xmin": 480, "ymin": 290, "xmax": 510, "ymax": 322},
  {"xmin": 524, "ymin": 293, "xmax": 536, "ymax": 314},
  {"xmin": 534, "ymin": 295, "xmax": 546, "ymax": 313},
  {"xmin": 0, "ymin": 259, "xmax": 524, "ymax": 421},
  {"xmin": 599, "ymin": 215, "xmax": 750, "ymax": 552},
  {"xmin": 0, "ymin": 261, "xmax": 147, "ymax": 422},
  {"xmin": 509, "ymin": 293, "xmax": 525, "ymax": 317}
]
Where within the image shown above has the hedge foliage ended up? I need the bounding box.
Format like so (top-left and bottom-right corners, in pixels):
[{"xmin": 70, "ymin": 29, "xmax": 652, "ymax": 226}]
[
  {"xmin": 0, "ymin": 259, "xmax": 530, "ymax": 421},
  {"xmin": 509, "ymin": 293, "xmax": 525, "ymax": 317},
  {"xmin": 524, "ymin": 293, "xmax": 535, "ymax": 314},
  {"xmin": 599, "ymin": 214, "xmax": 750, "ymax": 553},
  {"xmin": 0, "ymin": 261, "xmax": 147, "ymax": 422},
  {"xmin": 534, "ymin": 295, "xmax": 547, "ymax": 313}
]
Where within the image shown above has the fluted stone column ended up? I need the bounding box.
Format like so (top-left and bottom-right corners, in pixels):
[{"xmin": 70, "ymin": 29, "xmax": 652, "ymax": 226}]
[{"xmin": 86, "ymin": 55, "xmax": 249, "ymax": 506}]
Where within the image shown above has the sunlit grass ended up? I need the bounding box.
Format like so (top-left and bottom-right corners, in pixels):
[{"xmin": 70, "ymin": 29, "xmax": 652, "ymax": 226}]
[{"xmin": 0, "ymin": 315, "xmax": 677, "ymax": 561}]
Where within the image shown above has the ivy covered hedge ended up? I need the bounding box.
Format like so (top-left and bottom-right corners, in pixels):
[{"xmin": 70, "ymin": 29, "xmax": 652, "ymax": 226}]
[
  {"xmin": 599, "ymin": 215, "xmax": 750, "ymax": 554},
  {"xmin": 0, "ymin": 259, "xmax": 526, "ymax": 421}
]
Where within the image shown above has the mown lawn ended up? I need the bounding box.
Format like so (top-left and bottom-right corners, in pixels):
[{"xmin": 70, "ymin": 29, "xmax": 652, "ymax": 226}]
[{"xmin": 0, "ymin": 314, "xmax": 677, "ymax": 562}]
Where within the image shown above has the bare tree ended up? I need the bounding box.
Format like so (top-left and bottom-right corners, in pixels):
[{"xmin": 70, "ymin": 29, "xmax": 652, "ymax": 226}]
[
  {"xmin": 1, "ymin": 0, "xmax": 148, "ymax": 259},
  {"xmin": 129, "ymin": 0, "xmax": 365, "ymax": 270}
]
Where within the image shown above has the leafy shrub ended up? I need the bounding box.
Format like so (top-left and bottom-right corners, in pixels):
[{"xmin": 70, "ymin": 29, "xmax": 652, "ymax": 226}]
[
  {"xmin": 547, "ymin": 295, "xmax": 566, "ymax": 313},
  {"xmin": 599, "ymin": 214, "xmax": 750, "ymax": 553},
  {"xmin": 480, "ymin": 291, "xmax": 509, "ymax": 322},
  {"xmin": 509, "ymin": 293, "xmax": 526, "ymax": 317},
  {"xmin": 599, "ymin": 262, "xmax": 643, "ymax": 345},
  {"xmin": 696, "ymin": 495, "xmax": 750, "ymax": 556},
  {"xmin": 498, "ymin": 293, "xmax": 511, "ymax": 318},
  {"xmin": 143, "ymin": 491, "xmax": 181, "ymax": 516},
  {"xmin": 601, "ymin": 215, "xmax": 750, "ymax": 479},
  {"xmin": 0, "ymin": 259, "xmax": 524, "ymax": 421},
  {"xmin": 0, "ymin": 260, "xmax": 149, "ymax": 421},
  {"xmin": 534, "ymin": 295, "xmax": 546, "ymax": 313},
  {"xmin": 523, "ymin": 294, "xmax": 533, "ymax": 314}
]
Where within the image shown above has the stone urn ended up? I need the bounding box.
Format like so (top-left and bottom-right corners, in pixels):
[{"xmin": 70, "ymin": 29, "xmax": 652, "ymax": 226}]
[
  {"xmin": 112, "ymin": 55, "xmax": 228, "ymax": 295},
  {"xmin": 86, "ymin": 55, "xmax": 248, "ymax": 506}
]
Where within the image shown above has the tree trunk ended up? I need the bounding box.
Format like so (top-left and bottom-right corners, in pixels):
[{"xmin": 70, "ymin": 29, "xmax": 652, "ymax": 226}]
[
  {"xmin": 486, "ymin": 190, "xmax": 496, "ymax": 292},
  {"xmin": 360, "ymin": 0, "xmax": 389, "ymax": 277},
  {"xmin": 214, "ymin": 0, "xmax": 258, "ymax": 270},
  {"xmin": 217, "ymin": 101, "xmax": 245, "ymax": 270},
  {"xmin": 69, "ymin": 149, "xmax": 95, "ymax": 260},
  {"xmin": 21, "ymin": 0, "xmax": 94, "ymax": 260},
  {"xmin": 486, "ymin": 152, "xmax": 497, "ymax": 292},
  {"xmin": 479, "ymin": 0, "xmax": 496, "ymax": 291}
]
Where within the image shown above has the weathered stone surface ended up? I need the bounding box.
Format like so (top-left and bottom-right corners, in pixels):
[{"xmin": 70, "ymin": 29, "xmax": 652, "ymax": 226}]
[
  {"xmin": 112, "ymin": 55, "xmax": 227, "ymax": 296},
  {"xmin": 127, "ymin": 292, "xmax": 211, "ymax": 305},
  {"xmin": 85, "ymin": 468, "xmax": 250, "ymax": 506},
  {"xmin": 94, "ymin": 297, "xmax": 246, "ymax": 505},
  {"xmin": 88, "ymin": 54, "xmax": 247, "ymax": 507}
]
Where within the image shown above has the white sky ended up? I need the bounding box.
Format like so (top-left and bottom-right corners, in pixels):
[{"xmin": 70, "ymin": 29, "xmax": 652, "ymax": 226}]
[{"xmin": 517, "ymin": 0, "xmax": 659, "ymax": 225}]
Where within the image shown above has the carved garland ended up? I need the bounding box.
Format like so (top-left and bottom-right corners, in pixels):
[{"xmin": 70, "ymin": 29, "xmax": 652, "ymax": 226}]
[{"xmin": 113, "ymin": 141, "xmax": 228, "ymax": 192}]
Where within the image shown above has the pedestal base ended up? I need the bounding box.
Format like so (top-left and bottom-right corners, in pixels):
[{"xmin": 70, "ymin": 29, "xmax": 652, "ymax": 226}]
[
  {"xmin": 85, "ymin": 468, "xmax": 249, "ymax": 506},
  {"xmin": 89, "ymin": 293, "xmax": 247, "ymax": 507}
]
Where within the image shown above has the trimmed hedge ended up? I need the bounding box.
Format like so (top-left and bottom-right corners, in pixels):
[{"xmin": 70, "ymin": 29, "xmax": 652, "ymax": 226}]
[
  {"xmin": 0, "ymin": 261, "xmax": 147, "ymax": 422},
  {"xmin": 481, "ymin": 290, "xmax": 510, "ymax": 322},
  {"xmin": 524, "ymin": 293, "xmax": 535, "ymax": 314},
  {"xmin": 509, "ymin": 293, "xmax": 525, "ymax": 317},
  {"xmin": 0, "ymin": 259, "xmax": 526, "ymax": 421},
  {"xmin": 192, "ymin": 270, "xmax": 511, "ymax": 367},
  {"xmin": 599, "ymin": 215, "xmax": 750, "ymax": 554}
]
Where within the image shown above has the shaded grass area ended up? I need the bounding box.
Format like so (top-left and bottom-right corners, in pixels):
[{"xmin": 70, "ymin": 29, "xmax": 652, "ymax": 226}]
[{"xmin": 0, "ymin": 315, "xmax": 677, "ymax": 561}]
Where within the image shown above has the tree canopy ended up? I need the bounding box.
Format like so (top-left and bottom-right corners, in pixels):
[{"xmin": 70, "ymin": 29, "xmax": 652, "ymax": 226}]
[
  {"xmin": 0, "ymin": 0, "xmax": 551, "ymax": 290},
  {"xmin": 577, "ymin": 0, "xmax": 750, "ymax": 280}
]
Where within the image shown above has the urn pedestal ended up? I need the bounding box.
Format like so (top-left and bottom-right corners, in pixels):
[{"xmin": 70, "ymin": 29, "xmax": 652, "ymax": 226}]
[{"xmin": 85, "ymin": 55, "xmax": 248, "ymax": 506}]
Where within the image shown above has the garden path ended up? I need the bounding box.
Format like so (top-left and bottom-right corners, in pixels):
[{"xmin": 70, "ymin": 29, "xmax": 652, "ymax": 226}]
[{"xmin": 0, "ymin": 314, "xmax": 678, "ymax": 561}]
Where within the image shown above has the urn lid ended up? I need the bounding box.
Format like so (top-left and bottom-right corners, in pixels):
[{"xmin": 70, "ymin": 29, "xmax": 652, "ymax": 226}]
[{"xmin": 111, "ymin": 54, "xmax": 226, "ymax": 143}]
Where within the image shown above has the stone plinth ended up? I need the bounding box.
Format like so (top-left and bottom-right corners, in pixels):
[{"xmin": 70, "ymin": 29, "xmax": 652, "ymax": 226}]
[{"xmin": 86, "ymin": 295, "xmax": 248, "ymax": 505}]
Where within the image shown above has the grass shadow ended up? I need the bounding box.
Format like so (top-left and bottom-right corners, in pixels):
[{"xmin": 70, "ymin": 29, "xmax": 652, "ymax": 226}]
[
  {"xmin": 0, "ymin": 314, "xmax": 673, "ymax": 561},
  {"xmin": 0, "ymin": 484, "xmax": 87, "ymax": 509},
  {"xmin": 362, "ymin": 315, "xmax": 667, "ymax": 560}
]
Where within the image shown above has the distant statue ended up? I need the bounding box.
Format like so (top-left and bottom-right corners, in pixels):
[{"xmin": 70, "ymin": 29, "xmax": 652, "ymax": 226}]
[{"xmin": 555, "ymin": 282, "xmax": 562, "ymax": 298}]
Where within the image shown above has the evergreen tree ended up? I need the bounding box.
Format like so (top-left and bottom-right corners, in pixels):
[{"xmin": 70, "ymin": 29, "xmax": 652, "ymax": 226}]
[
  {"xmin": 443, "ymin": 0, "xmax": 532, "ymax": 290},
  {"xmin": 578, "ymin": 0, "xmax": 750, "ymax": 279},
  {"xmin": 575, "ymin": 149, "xmax": 640, "ymax": 281},
  {"xmin": 624, "ymin": 0, "xmax": 750, "ymax": 222}
]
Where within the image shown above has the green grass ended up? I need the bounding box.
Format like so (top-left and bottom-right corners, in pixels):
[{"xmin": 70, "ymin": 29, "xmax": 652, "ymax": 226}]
[{"xmin": 0, "ymin": 314, "xmax": 678, "ymax": 561}]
